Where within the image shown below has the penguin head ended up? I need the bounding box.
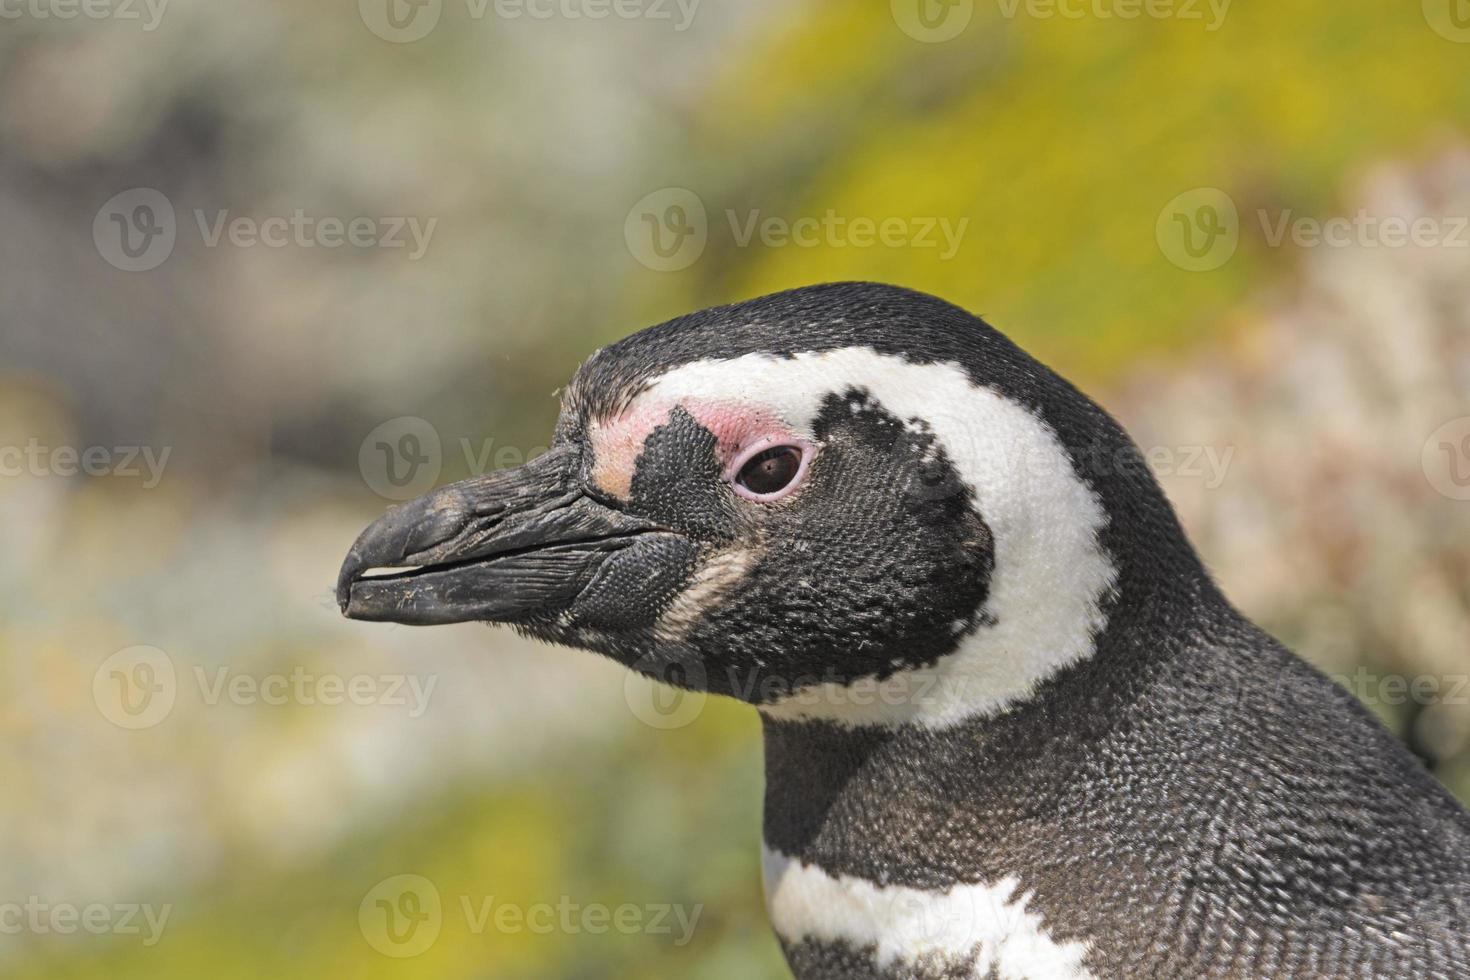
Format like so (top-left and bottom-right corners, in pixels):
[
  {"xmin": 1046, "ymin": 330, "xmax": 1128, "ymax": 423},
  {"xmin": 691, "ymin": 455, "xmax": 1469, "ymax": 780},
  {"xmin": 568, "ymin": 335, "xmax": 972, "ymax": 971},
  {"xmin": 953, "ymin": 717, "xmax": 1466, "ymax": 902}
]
[{"xmin": 339, "ymin": 283, "xmax": 1199, "ymax": 727}]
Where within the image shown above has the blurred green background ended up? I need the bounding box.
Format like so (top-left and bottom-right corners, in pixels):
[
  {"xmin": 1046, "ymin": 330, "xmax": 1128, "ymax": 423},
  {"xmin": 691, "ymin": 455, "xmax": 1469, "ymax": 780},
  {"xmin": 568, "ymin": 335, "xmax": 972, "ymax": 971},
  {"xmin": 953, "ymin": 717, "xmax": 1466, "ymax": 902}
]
[{"xmin": 2, "ymin": 0, "xmax": 1469, "ymax": 976}]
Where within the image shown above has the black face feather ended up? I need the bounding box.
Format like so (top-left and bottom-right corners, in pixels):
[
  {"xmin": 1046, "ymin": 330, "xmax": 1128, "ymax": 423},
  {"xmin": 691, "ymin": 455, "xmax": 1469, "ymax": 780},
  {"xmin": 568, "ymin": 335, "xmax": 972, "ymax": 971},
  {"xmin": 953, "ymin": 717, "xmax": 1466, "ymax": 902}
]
[
  {"xmin": 564, "ymin": 388, "xmax": 995, "ymax": 701},
  {"xmin": 699, "ymin": 389, "xmax": 992, "ymax": 699},
  {"xmin": 626, "ymin": 405, "xmax": 735, "ymax": 539},
  {"xmin": 513, "ymin": 386, "xmax": 995, "ymax": 703}
]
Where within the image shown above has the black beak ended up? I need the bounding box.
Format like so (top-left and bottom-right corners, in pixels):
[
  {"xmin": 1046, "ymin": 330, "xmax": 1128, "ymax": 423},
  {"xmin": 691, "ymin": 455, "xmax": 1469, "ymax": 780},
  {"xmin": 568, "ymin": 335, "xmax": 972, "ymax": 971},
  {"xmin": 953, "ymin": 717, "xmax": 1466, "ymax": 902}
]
[{"xmin": 337, "ymin": 445, "xmax": 661, "ymax": 626}]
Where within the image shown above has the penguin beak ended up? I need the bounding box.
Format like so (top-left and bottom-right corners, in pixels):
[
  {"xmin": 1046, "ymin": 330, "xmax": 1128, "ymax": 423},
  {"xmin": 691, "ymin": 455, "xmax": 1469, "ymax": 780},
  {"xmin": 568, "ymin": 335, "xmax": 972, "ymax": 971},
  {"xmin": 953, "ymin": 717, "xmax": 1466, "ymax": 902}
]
[{"xmin": 336, "ymin": 445, "xmax": 660, "ymax": 626}]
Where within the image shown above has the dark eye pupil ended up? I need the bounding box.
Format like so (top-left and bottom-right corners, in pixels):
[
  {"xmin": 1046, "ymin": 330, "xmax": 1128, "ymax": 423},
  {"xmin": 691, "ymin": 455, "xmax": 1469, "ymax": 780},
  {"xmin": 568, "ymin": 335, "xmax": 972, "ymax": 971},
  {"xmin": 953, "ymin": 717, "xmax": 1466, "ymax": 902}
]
[{"xmin": 737, "ymin": 447, "xmax": 801, "ymax": 495}]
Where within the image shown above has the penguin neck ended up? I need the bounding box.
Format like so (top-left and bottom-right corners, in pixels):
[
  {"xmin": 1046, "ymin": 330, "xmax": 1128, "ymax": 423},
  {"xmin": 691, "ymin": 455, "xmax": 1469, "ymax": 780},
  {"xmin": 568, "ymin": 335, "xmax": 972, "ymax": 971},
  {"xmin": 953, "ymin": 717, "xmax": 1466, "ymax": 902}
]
[
  {"xmin": 757, "ymin": 569, "xmax": 1223, "ymax": 879},
  {"xmin": 758, "ymin": 709, "xmax": 1043, "ymax": 883}
]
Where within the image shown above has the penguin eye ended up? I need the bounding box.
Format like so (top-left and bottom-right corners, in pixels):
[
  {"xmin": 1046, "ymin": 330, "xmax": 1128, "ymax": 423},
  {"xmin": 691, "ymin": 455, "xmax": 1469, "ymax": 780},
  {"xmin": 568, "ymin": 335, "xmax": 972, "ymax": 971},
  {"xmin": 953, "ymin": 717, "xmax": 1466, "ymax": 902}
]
[{"xmin": 734, "ymin": 446, "xmax": 803, "ymax": 499}]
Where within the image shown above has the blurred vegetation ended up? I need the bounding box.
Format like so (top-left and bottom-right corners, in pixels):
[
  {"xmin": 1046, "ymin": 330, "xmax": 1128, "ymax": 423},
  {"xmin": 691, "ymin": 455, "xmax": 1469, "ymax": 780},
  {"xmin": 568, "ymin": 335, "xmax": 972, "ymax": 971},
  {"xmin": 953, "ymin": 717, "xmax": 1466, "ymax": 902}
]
[
  {"xmin": 3, "ymin": 699, "xmax": 783, "ymax": 979},
  {"xmin": 1, "ymin": 0, "xmax": 1467, "ymax": 977}
]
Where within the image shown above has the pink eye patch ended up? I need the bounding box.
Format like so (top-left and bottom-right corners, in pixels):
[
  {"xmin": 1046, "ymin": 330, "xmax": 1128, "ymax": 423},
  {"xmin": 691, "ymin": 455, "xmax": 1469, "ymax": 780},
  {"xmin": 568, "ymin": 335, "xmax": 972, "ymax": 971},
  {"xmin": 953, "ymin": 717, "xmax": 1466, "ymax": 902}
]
[{"xmin": 587, "ymin": 399, "xmax": 813, "ymax": 502}]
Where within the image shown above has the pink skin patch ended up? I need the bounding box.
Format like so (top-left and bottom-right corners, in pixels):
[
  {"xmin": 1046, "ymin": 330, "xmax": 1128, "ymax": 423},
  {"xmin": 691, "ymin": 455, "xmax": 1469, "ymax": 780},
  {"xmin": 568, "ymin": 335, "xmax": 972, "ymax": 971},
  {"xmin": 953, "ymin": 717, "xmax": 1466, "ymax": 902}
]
[{"xmin": 587, "ymin": 399, "xmax": 814, "ymax": 502}]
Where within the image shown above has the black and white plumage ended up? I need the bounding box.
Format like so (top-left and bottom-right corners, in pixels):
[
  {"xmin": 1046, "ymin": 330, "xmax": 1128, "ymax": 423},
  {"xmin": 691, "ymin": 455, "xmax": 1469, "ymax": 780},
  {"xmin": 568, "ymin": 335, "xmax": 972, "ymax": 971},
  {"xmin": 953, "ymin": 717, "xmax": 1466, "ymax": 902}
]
[{"xmin": 337, "ymin": 282, "xmax": 1470, "ymax": 978}]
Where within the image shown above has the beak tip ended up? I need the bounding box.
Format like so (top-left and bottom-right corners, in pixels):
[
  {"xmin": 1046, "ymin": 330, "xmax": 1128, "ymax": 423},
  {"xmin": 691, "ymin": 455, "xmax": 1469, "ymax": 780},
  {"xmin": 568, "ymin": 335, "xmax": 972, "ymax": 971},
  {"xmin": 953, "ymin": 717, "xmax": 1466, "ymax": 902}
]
[
  {"xmin": 335, "ymin": 494, "xmax": 464, "ymax": 620},
  {"xmin": 335, "ymin": 546, "xmax": 367, "ymax": 617}
]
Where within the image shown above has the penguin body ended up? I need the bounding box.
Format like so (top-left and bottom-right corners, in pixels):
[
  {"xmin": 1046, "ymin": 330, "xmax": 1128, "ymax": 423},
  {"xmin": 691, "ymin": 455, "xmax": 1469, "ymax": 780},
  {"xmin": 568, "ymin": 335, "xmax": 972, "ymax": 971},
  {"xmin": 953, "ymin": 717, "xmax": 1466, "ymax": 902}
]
[
  {"xmin": 339, "ymin": 283, "xmax": 1470, "ymax": 978},
  {"xmin": 761, "ymin": 616, "xmax": 1470, "ymax": 978}
]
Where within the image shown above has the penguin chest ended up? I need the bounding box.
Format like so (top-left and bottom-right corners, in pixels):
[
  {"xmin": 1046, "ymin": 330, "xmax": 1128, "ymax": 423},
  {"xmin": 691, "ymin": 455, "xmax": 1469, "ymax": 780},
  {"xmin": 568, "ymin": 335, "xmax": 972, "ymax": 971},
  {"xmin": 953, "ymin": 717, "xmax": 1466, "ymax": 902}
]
[{"xmin": 762, "ymin": 846, "xmax": 1094, "ymax": 979}]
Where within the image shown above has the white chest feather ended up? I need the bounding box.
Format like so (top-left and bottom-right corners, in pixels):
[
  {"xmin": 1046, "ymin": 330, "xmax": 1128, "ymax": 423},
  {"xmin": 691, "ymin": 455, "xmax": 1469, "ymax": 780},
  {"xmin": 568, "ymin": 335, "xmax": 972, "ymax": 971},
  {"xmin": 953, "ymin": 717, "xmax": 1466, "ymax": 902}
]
[{"xmin": 762, "ymin": 846, "xmax": 1095, "ymax": 979}]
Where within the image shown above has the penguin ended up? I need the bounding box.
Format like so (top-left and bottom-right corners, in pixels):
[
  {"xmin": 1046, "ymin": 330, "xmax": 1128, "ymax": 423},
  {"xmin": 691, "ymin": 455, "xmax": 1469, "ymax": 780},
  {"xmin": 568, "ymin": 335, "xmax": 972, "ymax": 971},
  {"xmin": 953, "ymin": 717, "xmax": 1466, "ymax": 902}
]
[{"xmin": 337, "ymin": 282, "xmax": 1470, "ymax": 979}]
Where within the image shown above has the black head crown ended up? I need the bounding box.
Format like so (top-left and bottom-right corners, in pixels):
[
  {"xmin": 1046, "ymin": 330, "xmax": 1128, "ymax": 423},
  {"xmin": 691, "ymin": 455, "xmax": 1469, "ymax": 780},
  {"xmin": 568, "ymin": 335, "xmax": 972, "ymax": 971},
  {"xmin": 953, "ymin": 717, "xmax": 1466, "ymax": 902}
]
[{"xmin": 337, "ymin": 283, "xmax": 1205, "ymax": 726}]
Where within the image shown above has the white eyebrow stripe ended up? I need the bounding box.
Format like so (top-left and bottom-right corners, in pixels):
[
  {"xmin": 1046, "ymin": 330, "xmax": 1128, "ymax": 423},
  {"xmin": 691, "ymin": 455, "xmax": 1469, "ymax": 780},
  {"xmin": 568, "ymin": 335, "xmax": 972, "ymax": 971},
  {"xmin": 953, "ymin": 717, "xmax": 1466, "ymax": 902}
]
[{"xmin": 636, "ymin": 348, "xmax": 1117, "ymax": 730}]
